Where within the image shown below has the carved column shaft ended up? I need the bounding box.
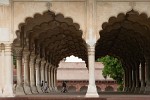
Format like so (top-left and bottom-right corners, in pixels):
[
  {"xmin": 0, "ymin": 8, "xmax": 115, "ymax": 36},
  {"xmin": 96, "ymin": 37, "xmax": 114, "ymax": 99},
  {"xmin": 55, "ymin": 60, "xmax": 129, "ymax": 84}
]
[{"xmin": 86, "ymin": 45, "xmax": 98, "ymax": 97}]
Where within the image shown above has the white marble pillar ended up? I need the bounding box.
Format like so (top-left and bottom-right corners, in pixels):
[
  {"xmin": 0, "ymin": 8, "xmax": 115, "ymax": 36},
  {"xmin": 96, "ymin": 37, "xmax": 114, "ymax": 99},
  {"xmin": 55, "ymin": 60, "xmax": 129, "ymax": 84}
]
[
  {"xmin": 0, "ymin": 46, "xmax": 3, "ymax": 96},
  {"xmin": 86, "ymin": 45, "xmax": 99, "ymax": 97},
  {"xmin": 140, "ymin": 62, "xmax": 145, "ymax": 93},
  {"xmin": 3, "ymin": 44, "xmax": 14, "ymax": 97},
  {"xmin": 135, "ymin": 66, "xmax": 140, "ymax": 93},
  {"xmin": 15, "ymin": 47, "xmax": 25, "ymax": 95},
  {"xmin": 131, "ymin": 69, "xmax": 136, "ymax": 92},
  {"xmin": 53, "ymin": 67, "xmax": 58, "ymax": 91},
  {"xmin": 145, "ymin": 58, "xmax": 150, "ymax": 93},
  {"xmin": 40, "ymin": 59, "xmax": 46, "ymax": 84},
  {"xmin": 29, "ymin": 52, "xmax": 38, "ymax": 94},
  {"xmin": 35, "ymin": 57, "xmax": 42, "ymax": 93},
  {"xmin": 48, "ymin": 65, "xmax": 52, "ymax": 91},
  {"xmin": 45, "ymin": 63, "xmax": 50, "ymax": 92},
  {"xmin": 51, "ymin": 66, "xmax": 54, "ymax": 91},
  {"xmin": 23, "ymin": 49, "xmax": 32, "ymax": 94},
  {"xmin": 45, "ymin": 63, "xmax": 48, "ymax": 83},
  {"xmin": 128, "ymin": 68, "xmax": 132, "ymax": 92}
]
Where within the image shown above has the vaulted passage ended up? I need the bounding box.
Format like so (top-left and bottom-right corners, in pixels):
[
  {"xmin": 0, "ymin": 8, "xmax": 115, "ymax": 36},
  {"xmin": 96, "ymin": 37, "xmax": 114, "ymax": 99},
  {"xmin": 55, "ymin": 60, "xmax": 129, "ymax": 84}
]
[
  {"xmin": 96, "ymin": 10, "xmax": 150, "ymax": 93},
  {"xmin": 13, "ymin": 10, "xmax": 88, "ymax": 95}
]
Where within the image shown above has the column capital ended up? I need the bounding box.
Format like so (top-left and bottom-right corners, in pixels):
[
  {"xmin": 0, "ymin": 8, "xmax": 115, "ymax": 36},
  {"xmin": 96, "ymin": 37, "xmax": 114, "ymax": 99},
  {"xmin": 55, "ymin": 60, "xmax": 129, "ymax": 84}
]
[
  {"xmin": 30, "ymin": 52, "xmax": 36, "ymax": 61},
  {"xmin": 87, "ymin": 45, "xmax": 95, "ymax": 55},
  {"xmin": 14, "ymin": 47, "xmax": 22, "ymax": 60}
]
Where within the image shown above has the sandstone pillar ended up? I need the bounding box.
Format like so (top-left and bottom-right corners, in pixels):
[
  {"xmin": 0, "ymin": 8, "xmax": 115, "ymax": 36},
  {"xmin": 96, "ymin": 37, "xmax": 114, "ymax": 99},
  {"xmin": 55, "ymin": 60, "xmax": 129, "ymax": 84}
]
[
  {"xmin": 35, "ymin": 57, "xmax": 42, "ymax": 93},
  {"xmin": 23, "ymin": 49, "xmax": 32, "ymax": 94},
  {"xmin": 145, "ymin": 58, "xmax": 150, "ymax": 93},
  {"xmin": 86, "ymin": 45, "xmax": 99, "ymax": 97},
  {"xmin": 15, "ymin": 47, "xmax": 25, "ymax": 95},
  {"xmin": 3, "ymin": 44, "xmax": 14, "ymax": 97},
  {"xmin": 29, "ymin": 52, "xmax": 38, "ymax": 93},
  {"xmin": 140, "ymin": 62, "xmax": 145, "ymax": 93}
]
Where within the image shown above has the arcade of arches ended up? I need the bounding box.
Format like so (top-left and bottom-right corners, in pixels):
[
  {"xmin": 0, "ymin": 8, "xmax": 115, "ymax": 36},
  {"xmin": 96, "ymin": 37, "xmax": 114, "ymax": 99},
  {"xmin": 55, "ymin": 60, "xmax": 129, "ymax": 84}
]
[{"xmin": 1, "ymin": 0, "xmax": 150, "ymax": 97}]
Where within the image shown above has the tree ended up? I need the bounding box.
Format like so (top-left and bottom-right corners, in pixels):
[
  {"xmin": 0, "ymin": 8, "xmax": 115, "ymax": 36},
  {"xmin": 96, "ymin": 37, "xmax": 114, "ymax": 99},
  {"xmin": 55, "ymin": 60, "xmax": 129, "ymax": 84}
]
[{"xmin": 97, "ymin": 55, "xmax": 124, "ymax": 90}]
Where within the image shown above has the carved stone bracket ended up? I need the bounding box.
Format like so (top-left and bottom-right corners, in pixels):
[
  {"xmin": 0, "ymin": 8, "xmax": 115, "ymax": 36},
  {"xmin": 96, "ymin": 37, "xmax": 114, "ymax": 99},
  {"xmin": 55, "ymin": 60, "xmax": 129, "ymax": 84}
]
[{"xmin": 14, "ymin": 47, "xmax": 23, "ymax": 60}]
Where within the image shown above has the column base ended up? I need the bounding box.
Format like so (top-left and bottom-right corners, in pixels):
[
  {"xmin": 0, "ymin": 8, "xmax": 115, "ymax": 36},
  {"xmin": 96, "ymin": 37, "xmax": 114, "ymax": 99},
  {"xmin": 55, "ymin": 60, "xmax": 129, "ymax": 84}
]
[
  {"xmin": 123, "ymin": 87, "xmax": 128, "ymax": 92},
  {"xmin": 134, "ymin": 87, "xmax": 140, "ymax": 93},
  {"xmin": 16, "ymin": 85, "xmax": 25, "ymax": 95},
  {"xmin": 131, "ymin": 86, "xmax": 135, "ymax": 93},
  {"xmin": 85, "ymin": 85, "xmax": 99, "ymax": 98},
  {"xmin": 3, "ymin": 86, "xmax": 15, "ymax": 97},
  {"xmin": 31, "ymin": 86, "xmax": 38, "ymax": 94},
  {"xmin": 37, "ymin": 86, "xmax": 43, "ymax": 93},
  {"xmin": 48, "ymin": 87, "xmax": 53, "ymax": 92},
  {"xmin": 144, "ymin": 86, "xmax": 150, "ymax": 94},
  {"xmin": 139, "ymin": 86, "xmax": 145, "ymax": 93},
  {"xmin": 24, "ymin": 85, "xmax": 32, "ymax": 94}
]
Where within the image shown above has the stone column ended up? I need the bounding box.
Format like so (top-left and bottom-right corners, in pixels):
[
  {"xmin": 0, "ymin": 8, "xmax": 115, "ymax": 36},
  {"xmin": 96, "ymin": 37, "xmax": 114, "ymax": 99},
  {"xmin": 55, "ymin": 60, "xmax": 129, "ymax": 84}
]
[
  {"xmin": 46, "ymin": 63, "xmax": 51, "ymax": 92},
  {"xmin": 86, "ymin": 45, "xmax": 99, "ymax": 97},
  {"xmin": 145, "ymin": 58, "xmax": 150, "ymax": 93},
  {"xmin": 53, "ymin": 67, "xmax": 58, "ymax": 91},
  {"xmin": 124, "ymin": 69, "xmax": 129, "ymax": 92},
  {"xmin": 23, "ymin": 49, "xmax": 32, "ymax": 94},
  {"xmin": 131, "ymin": 69, "xmax": 136, "ymax": 92},
  {"xmin": 29, "ymin": 52, "xmax": 38, "ymax": 93},
  {"xmin": 48, "ymin": 65, "xmax": 52, "ymax": 91},
  {"xmin": 135, "ymin": 66, "xmax": 140, "ymax": 93},
  {"xmin": 15, "ymin": 47, "xmax": 25, "ymax": 95},
  {"xmin": 51, "ymin": 66, "xmax": 54, "ymax": 91},
  {"xmin": 0, "ymin": 45, "xmax": 3, "ymax": 96},
  {"xmin": 140, "ymin": 62, "xmax": 145, "ymax": 93},
  {"xmin": 35, "ymin": 57, "xmax": 42, "ymax": 93},
  {"xmin": 40, "ymin": 59, "xmax": 46, "ymax": 87},
  {"xmin": 128, "ymin": 68, "xmax": 132, "ymax": 92},
  {"xmin": 3, "ymin": 44, "xmax": 14, "ymax": 97},
  {"xmin": 45, "ymin": 63, "xmax": 48, "ymax": 83}
]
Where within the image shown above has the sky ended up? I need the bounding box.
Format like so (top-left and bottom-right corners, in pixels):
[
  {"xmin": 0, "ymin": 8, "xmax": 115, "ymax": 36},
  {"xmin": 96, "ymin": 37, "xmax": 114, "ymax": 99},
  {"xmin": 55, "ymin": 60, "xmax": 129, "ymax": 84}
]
[{"xmin": 65, "ymin": 55, "xmax": 84, "ymax": 62}]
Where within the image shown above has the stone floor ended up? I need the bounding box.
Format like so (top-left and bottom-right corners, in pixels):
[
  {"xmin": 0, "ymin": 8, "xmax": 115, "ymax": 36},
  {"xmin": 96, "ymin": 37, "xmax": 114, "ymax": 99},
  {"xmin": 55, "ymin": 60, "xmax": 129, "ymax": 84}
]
[{"xmin": 0, "ymin": 92, "xmax": 150, "ymax": 100}]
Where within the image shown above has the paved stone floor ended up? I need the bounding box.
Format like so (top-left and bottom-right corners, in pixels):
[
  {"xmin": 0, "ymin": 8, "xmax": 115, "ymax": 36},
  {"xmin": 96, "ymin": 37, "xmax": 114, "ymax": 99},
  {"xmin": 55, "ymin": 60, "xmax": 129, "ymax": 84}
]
[{"xmin": 0, "ymin": 92, "xmax": 150, "ymax": 100}]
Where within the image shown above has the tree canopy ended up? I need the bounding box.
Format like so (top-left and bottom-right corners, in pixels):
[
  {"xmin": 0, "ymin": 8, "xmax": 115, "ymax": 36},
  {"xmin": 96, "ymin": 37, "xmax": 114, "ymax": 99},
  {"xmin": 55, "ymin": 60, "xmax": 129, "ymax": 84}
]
[{"xmin": 97, "ymin": 55, "xmax": 124, "ymax": 85}]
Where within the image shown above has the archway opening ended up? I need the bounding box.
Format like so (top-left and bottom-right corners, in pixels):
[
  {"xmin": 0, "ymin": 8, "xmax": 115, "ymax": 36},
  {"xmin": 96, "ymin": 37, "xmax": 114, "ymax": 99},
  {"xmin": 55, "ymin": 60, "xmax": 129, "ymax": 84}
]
[
  {"xmin": 96, "ymin": 9, "xmax": 150, "ymax": 93},
  {"xmin": 12, "ymin": 10, "xmax": 88, "ymax": 95}
]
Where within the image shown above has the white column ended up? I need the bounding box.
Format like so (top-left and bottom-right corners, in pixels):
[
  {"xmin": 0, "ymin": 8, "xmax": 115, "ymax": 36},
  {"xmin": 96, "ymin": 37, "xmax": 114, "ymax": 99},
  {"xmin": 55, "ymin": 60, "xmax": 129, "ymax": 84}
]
[
  {"xmin": 51, "ymin": 66, "xmax": 54, "ymax": 91},
  {"xmin": 140, "ymin": 62, "xmax": 145, "ymax": 93},
  {"xmin": 48, "ymin": 65, "xmax": 52, "ymax": 91},
  {"xmin": 3, "ymin": 44, "xmax": 14, "ymax": 97},
  {"xmin": 53, "ymin": 68, "xmax": 58, "ymax": 91},
  {"xmin": 145, "ymin": 58, "xmax": 150, "ymax": 93},
  {"xmin": 23, "ymin": 49, "xmax": 32, "ymax": 94},
  {"xmin": 86, "ymin": 45, "xmax": 99, "ymax": 97},
  {"xmin": 15, "ymin": 47, "xmax": 25, "ymax": 95},
  {"xmin": 45, "ymin": 63, "xmax": 48, "ymax": 82},
  {"xmin": 45, "ymin": 63, "xmax": 50, "ymax": 92},
  {"xmin": 0, "ymin": 45, "xmax": 3, "ymax": 96},
  {"xmin": 35, "ymin": 57, "xmax": 42, "ymax": 93},
  {"xmin": 29, "ymin": 52, "xmax": 38, "ymax": 94},
  {"xmin": 41, "ymin": 59, "xmax": 46, "ymax": 84}
]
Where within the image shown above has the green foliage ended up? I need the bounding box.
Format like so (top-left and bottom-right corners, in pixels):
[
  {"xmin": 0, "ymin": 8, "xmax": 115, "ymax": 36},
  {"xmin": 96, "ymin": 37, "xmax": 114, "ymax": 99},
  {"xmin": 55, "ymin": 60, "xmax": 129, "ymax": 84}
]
[{"xmin": 97, "ymin": 55, "xmax": 124, "ymax": 90}]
